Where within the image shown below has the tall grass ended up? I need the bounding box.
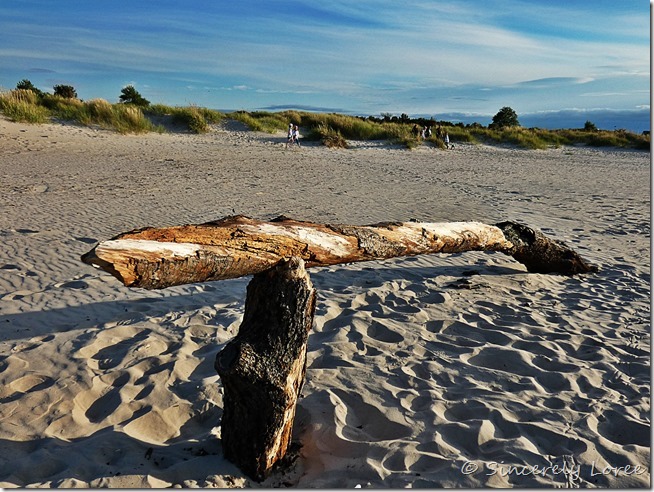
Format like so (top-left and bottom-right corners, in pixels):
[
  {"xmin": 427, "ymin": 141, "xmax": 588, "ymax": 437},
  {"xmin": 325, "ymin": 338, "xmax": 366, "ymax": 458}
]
[
  {"xmin": 0, "ymin": 89, "xmax": 50, "ymax": 123},
  {"xmin": 313, "ymin": 123, "xmax": 348, "ymax": 148},
  {"xmin": 150, "ymin": 104, "xmax": 224, "ymax": 133},
  {"xmin": 229, "ymin": 111, "xmax": 289, "ymax": 133},
  {"xmin": 43, "ymin": 96, "xmax": 155, "ymax": 133},
  {"xmin": 111, "ymin": 105, "xmax": 156, "ymax": 134},
  {"xmin": 234, "ymin": 110, "xmax": 424, "ymax": 147}
]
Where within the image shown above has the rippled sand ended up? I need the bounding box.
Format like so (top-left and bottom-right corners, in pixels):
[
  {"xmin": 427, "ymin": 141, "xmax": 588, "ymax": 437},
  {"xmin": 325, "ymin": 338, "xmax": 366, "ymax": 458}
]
[{"xmin": 0, "ymin": 117, "xmax": 649, "ymax": 487}]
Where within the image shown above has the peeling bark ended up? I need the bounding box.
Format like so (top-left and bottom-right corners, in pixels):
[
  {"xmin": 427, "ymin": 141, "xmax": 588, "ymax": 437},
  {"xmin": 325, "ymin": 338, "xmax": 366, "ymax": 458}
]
[{"xmin": 80, "ymin": 215, "xmax": 550, "ymax": 290}]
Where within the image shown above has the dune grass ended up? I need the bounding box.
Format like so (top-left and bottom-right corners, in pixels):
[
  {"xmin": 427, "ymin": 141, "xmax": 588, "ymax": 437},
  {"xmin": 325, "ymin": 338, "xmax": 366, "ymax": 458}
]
[
  {"xmin": 231, "ymin": 109, "xmax": 649, "ymax": 150},
  {"xmin": 149, "ymin": 104, "xmax": 224, "ymax": 133},
  {"xmin": 0, "ymin": 89, "xmax": 51, "ymax": 124},
  {"xmin": 0, "ymin": 88, "xmax": 649, "ymax": 149},
  {"xmin": 0, "ymin": 90, "xmax": 161, "ymax": 133}
]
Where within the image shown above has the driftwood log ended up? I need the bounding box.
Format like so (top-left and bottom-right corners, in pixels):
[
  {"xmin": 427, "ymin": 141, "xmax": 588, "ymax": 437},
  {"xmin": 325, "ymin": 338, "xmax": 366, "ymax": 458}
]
[
  {"xmin": 215, "ymin": 257, "xmax": 315, "ymax": 481},
  {"xmin": 80, "ymin": 215, "xmax": 596, "ymax": 480},
  {"xmin": 81, "ymin": 215, "xmax": 596, "ymax": 290}
]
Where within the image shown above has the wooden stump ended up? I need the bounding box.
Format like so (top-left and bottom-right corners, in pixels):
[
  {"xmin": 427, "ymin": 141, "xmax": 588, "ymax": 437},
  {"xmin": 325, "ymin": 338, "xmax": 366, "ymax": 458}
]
[
  {"xmin": 214, "ymin": 257, "xmax": 316, "ymax": 481},
  {"xmin": 496, "ymin": 221, "xmax": 598, "ymax": 275}
]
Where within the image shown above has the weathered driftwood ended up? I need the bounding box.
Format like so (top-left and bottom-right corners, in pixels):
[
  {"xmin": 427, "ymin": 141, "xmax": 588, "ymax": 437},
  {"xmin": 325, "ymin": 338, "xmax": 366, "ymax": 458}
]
[
  {"xmin": 215, "ymin": 257, "xmax": 316, "ymax": 481},
  {"xmin": 496, "ymin": 221, "xmax": 596, "ymax": 275},
  {"xmin": 80, "ymin": 215, "xmax": 596, "ymax": 289},
  {"xmin": 79, "ymin": 215, "xmax": 597, "ymax": 481}
]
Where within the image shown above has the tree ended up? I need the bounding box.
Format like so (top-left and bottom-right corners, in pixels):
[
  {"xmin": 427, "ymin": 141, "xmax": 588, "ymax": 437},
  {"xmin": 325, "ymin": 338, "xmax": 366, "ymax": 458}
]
[
  {"xmin": 584, "ymin": 120, "xmax": 598, "ymax": 132},
  {"xmin": 119, "ymin": 85, "xmax": 150, "ymax": 107},
  {"xmin": 53, "ymin": 84, "xmax": 77, "ymax": 99},
  {"xmin": 16, "ymin": 79, "xmax": 43, "ymax": 96},
  {"xmin": 491, "ymin": 106, "xmax": 520, "ymax": 128}
]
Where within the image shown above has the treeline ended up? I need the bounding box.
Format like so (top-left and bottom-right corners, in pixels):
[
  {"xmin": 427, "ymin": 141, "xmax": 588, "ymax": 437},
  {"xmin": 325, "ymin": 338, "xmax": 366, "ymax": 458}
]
[{"xmin": 0, "ymin": 79, "xmax": 649, "ymax": 150}]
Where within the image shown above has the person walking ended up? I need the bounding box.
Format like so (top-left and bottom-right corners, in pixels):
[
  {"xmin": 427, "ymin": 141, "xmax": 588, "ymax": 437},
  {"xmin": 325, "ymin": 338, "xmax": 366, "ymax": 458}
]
[
  {"xmin": 444, "ymin": 132, "xmax": 450, "ymax": 149},
  {"xmin": 286, "ymin": 123, "xmax": 294, "ymax": 149},
  {"xmin": 292, "ymin": 125, "xmax": 301, "ymax": 147}
]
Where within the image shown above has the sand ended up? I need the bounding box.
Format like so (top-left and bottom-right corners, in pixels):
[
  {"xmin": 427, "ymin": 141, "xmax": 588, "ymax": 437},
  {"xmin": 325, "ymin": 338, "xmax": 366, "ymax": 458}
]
[{"xmin": 0, "ymin": 117, "xmax": 649, "ymax": 487}]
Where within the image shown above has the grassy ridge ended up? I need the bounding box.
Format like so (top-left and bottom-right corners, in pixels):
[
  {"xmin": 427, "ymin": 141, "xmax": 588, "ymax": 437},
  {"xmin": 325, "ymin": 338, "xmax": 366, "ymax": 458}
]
[
  {"xmin": 0, "ymin": 90, "xmax": 161, "ymax": 133},
  {"xmin": 231, "ymin": 110, "xmax": 650, "ymax": 150},
  {"xmin": 0, "ymin": 89, "xmax": 649, "ymax": 150}
]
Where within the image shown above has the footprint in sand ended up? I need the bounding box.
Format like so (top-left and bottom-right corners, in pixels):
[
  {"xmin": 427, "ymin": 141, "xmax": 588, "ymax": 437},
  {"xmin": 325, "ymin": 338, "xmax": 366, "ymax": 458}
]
[
  {"xmin": 0, "ymin": 373, "xmax": 55, "ymax": 403},
  {"xmin": 381, "ymin": 448, "xmax": 448, "ymax": 474},
  {"xmin": 83, "ymin": 372, "xmax": 130, "ymax": 423},
  {"xmin": 76, "ymin": 326, "xmax": 169, "ymax": 371},
  {"xmin": 3, "ymin": 290, "xmax": 37, "ymax": 302},
  {"xmin": 596, "ymin": 409, "xmax": 650, "ymax": 447},
  {"xmin": 465, "ymin": 346, "xmax": 537, "ymax": 377},
  {"xmin": 444, "ymin": 399, "xmax": 491, "ymax": 422},
  {"xmin": 330, "ymin": 388, "xmax": 413, "ymax": 443},
  {"xmin": 10, "ymin": 335, "xmax": 54, "ymax": 353},
  {"xmin": 366, "ymin": 320, "xmax": 404, "ymax": 344},
  {"xmin": 59, "ymin": 280, "xmax": 90, "ymax": 290}
]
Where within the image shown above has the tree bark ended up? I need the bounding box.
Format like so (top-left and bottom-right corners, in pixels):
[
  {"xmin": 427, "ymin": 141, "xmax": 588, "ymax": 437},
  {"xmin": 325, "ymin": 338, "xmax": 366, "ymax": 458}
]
[
  {"xmin": 214, "ymin": 257, "xmax": 316, "ymax": 481},
  {"xmin": 80, "ymin": 215, "xmax": 595, "ymax": 290},
  {"xmin": 496, "ymin": 221, "xmax": 597, "ymax": 275}
]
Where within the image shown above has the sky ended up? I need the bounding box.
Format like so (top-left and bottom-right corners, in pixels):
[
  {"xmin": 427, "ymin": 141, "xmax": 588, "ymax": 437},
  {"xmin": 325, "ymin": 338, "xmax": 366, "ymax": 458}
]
[{"xmin": 0, "ymin": 1, "xmax": 650, "ymax": 131}]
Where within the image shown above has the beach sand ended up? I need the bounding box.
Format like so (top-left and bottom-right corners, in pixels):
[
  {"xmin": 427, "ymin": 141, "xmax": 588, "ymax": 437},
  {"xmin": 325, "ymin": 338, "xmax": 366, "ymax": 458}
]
[{"xmin": 0, "ymin": 117, "xmax": 649, "ymax": 487}]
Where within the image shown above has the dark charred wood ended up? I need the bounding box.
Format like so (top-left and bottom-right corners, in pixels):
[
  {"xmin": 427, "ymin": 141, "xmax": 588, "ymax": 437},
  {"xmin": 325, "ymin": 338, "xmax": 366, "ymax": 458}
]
[{"xmin": 496, "ymin": 221, "xmax": 598, "ymax": 275}]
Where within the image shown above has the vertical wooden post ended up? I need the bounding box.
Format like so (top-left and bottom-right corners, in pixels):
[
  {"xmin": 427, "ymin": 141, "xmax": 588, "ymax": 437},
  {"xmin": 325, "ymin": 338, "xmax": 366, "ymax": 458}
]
[{"xmin": 214, "ymin": 257, "xmax": 316, "ymax": 481}]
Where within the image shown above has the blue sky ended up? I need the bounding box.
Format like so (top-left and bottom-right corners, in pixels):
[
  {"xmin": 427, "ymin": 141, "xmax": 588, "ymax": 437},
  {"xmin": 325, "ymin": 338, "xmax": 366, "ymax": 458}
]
[{"xmin": 0, "ymin": 1, "xmax": 650, "ymax": 130}]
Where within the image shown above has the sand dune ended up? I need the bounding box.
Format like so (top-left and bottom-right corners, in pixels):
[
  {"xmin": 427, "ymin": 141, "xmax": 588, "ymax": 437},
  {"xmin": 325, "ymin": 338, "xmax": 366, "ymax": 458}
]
[{"xmin": 0, "ymin": 117, "xmax": 649, "ymax": 487}]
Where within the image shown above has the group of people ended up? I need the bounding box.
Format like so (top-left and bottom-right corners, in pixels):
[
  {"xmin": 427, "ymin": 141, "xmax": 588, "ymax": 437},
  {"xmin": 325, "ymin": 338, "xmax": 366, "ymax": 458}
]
[
  {"xmin": 286, "ymin": 123, "xmax": 301, "ymax": 148},
  {"xmin": 412, "ymin": 124, "xmax": 451, "ymax": 149}
]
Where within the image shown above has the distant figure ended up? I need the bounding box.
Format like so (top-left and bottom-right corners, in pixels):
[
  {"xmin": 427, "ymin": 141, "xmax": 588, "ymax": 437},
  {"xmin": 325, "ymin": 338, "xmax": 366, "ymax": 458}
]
[
  {"xmin": 292, "ymin": 125, "xmax": 301, "ymax": 147},
  {"xmin": 286, "ymin": 123, "xmax": 294, "ymax": 148},
  {"xmin": 426, "ymin": 126, "xmax": 432, "ymax": 138},
  {"xmin": 421, "ymin": 126, "xmax": 427, "ymax": 139},
  {"xmin": 412, "ymin": 124, "xmax": 420, "ymax": 138},
  {"xmin": 444, "ymin": 133, "xmax": 450, "ymax": 149}
]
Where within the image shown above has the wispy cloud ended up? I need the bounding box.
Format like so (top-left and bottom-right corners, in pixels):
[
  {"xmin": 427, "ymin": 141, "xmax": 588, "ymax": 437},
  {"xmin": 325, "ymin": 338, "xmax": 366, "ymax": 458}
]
[
  {"xmin": 513, "ymin": 77, "xmax": 595, "ymax": 89},
  {"xmin": 0, "ymin": 0, "xmax": 648, "ymax": 128}
]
